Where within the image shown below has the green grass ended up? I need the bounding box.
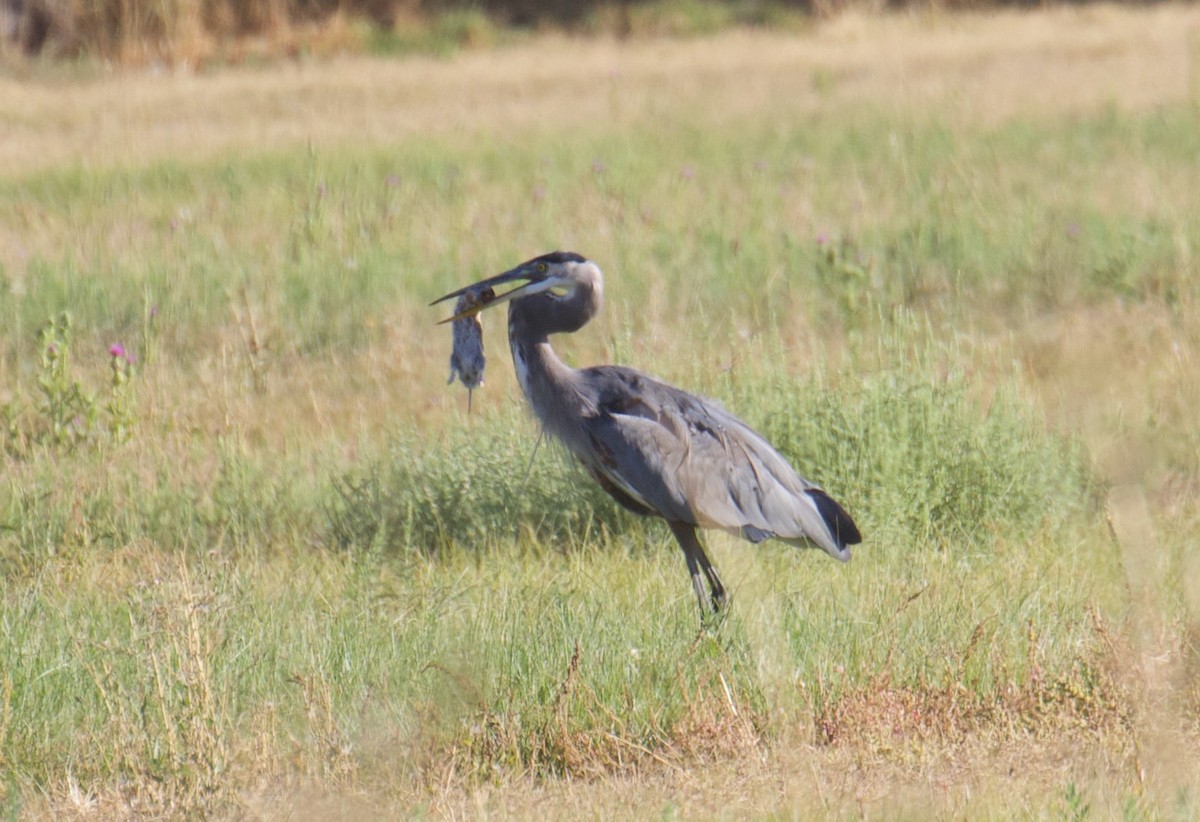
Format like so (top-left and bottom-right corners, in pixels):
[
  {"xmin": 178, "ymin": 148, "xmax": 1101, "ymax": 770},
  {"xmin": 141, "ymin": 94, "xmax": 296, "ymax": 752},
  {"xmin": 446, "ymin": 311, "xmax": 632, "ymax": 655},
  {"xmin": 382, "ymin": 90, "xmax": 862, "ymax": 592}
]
[
  {"xmin": 1, "ymin": 25, "xmax": 1198, "ymax": 816},
  {"xmin": 0, "ymin": 332, "xmax": 1123, "ymax": 813},
  {"xmin": 3, "ymin": 104, "xmax": 1196, "ymax": 362}
]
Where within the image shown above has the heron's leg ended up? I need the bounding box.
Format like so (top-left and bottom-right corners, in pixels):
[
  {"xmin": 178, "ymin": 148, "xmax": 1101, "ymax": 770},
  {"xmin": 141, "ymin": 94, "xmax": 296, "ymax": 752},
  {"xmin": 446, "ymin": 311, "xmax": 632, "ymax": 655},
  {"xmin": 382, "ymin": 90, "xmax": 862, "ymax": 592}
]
[
  {"xmin": 683, "ymin": 542, "xmax": 709, "ymax": 616},
  {"xmin": 668, "ymin": 522, "xmax": 727, "ymax": 615},
  {"xmin": 700, "ymin": 551, "xmax": 727, "ymax": 612}
]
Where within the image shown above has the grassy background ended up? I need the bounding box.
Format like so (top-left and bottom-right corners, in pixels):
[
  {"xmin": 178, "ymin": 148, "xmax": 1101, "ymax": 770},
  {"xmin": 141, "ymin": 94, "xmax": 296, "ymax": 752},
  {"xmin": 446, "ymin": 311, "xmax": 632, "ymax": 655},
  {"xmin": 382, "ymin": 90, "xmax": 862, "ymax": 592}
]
[{"xmin": 2, "ymin": 5, "xmax": 1199, "ymax": 818}]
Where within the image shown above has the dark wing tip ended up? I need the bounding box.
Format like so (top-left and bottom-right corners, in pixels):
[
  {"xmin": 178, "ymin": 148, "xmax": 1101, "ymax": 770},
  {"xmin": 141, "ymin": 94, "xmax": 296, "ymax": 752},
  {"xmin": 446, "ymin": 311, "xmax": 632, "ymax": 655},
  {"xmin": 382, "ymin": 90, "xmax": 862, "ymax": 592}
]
[{"xmin": 806, "ymin": 489, "xmax": 862, "ymax": 547}]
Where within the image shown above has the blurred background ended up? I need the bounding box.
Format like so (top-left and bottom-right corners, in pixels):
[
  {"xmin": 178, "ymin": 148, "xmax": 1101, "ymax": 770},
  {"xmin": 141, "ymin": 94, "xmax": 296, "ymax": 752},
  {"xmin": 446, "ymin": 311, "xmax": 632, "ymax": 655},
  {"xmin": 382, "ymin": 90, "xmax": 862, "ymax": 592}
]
[{"xmin": 2, "ymin": 0, "xmax": 1144, "ymax": 66}]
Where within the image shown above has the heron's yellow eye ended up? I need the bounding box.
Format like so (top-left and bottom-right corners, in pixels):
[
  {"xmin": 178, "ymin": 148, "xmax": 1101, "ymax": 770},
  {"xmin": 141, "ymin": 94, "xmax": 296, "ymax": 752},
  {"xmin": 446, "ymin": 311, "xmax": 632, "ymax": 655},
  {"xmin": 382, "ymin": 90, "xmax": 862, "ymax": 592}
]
[{"xmin": 536, "ymin": 262, "xmax": 548, "ymax": 274}]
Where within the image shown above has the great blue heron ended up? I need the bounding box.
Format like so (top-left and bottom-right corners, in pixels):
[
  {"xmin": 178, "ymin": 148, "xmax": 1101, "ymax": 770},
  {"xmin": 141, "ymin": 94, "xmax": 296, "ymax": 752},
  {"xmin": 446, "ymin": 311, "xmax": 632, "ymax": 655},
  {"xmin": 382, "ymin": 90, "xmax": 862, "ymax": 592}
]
[{"xmin": 433, "ymin": 252, "xmax": 861, "ymax": 616}]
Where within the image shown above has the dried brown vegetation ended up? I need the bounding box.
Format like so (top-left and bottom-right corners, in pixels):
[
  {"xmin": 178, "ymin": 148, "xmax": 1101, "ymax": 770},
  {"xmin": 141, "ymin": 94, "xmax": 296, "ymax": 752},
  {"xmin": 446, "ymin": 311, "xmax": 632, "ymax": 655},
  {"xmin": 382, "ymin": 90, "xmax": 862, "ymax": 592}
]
[{"xmin": 1, "ymin": 0, "xmax": 1181, "ymax": 67}]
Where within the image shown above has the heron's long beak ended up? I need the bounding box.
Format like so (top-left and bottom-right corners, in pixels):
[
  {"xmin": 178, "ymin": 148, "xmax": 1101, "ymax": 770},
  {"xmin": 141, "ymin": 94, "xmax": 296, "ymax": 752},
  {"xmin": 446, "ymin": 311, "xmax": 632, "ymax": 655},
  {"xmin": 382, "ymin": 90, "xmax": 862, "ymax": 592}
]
[{"xmin": 431, "ymin": 265, "xmax": 565, "ymax": 324}]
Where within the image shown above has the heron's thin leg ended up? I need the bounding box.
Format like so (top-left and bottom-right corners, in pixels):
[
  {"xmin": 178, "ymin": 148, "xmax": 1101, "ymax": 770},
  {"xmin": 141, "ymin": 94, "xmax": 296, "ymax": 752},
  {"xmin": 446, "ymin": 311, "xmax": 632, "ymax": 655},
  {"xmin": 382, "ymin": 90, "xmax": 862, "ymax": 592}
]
[
  {"xmin": 683, "ymin": 542, "xmax": 709, "ymax": 616},
  {"xmin": 668, "ymin": 522, "xmax": 726, "ymax": 616},
  {"xmin": 699, "ymin": 552, "xmax": 727, "ymax": 612},
  {"xmin": 520, "ymin": 428, "xmax": 546, "ymax": 486}
]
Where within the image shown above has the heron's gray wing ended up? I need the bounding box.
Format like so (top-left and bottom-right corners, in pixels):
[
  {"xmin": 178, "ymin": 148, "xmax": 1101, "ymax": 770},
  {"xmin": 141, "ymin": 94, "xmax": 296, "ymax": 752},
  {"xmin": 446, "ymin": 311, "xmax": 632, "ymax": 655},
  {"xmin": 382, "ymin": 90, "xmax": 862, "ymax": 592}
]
[{"xmin": 581, "ymin": 367, "xmax": 859, "ymax": 560}]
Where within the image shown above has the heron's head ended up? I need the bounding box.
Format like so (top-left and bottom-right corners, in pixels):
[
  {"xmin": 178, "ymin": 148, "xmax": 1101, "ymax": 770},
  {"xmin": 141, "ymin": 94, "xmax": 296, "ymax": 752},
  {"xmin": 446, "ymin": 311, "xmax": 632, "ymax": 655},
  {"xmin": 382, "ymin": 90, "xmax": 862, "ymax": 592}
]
[{"xmin": 432, "ymin": 251, "xmax": 603, "ymax": 325}]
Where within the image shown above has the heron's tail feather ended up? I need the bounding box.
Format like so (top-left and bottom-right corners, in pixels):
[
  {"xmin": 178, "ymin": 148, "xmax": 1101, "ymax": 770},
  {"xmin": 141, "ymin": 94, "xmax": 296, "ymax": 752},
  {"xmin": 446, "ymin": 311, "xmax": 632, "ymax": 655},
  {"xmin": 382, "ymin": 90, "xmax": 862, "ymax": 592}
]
[
  {"xmin": 806, "ymin": 488, "xmax": 862, "ymax": 550},
  {"xmin": 738, "ymin": 488, "xmax": 861, "ymax": 561}
]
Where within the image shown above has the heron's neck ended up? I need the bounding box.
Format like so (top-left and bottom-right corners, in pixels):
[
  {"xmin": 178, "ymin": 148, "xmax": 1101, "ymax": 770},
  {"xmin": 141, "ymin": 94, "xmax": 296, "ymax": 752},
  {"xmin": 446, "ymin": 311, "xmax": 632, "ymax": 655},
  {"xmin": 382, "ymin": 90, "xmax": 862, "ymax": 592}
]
[
  {"xmin": 509, "ymin": 336, "xmax": 587, "ymax": 448},
  {"xmin": 505, "ymin": 280, "xmax": 600, "ymax": 448},
  {"xmin": 510, "ymin": 336, "xmax": 573, "ymax": 406}
]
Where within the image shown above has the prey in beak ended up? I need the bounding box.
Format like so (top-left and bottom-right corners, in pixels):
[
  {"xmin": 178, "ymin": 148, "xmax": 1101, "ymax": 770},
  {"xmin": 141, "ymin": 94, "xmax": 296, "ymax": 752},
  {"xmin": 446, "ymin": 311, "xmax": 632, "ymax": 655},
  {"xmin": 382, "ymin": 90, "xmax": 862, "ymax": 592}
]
[
  {"xmin": 431, "ymin": 260, "xmax": 567, "ymax": 324},
  {"xmin": 444, "ymin": 285, "xmax": 494, "ymax": 412},
  {"xmin": 434, "ymin": 257, "xmax": 567, "ymax": 411}
]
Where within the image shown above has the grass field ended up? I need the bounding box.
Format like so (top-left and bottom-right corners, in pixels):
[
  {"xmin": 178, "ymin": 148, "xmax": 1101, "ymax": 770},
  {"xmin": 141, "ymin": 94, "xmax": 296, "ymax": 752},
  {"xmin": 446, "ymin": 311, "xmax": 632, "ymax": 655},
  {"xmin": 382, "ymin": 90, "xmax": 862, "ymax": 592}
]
[{"xmin": 2, "ymin": 4, "xmax": 1199, "ymax": 818}]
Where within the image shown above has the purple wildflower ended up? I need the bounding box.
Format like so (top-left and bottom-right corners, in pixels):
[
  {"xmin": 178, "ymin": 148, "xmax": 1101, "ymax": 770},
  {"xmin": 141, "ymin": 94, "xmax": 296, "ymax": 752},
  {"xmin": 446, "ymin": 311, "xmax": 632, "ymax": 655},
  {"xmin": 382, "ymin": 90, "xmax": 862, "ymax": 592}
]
[{"xmin": 109, "ymin": 343, "xmax": 126, "ymax": 359}]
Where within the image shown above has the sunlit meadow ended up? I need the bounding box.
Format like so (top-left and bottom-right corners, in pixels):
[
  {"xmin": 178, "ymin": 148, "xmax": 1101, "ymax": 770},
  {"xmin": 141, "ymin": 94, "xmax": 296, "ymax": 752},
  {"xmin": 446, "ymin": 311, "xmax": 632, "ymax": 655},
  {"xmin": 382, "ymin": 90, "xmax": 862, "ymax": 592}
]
[{"xmin": 1, "ymin": 5, "xmax": 1198, "ymax": 818}]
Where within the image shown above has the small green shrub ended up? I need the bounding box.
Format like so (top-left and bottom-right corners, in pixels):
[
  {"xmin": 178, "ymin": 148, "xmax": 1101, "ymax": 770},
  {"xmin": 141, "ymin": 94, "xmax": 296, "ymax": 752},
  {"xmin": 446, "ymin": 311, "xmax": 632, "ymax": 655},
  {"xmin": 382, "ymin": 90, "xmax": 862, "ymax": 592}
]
[
  {"xmin": 748, "ymin": 369, "xmax": 1098, "ymax": 548},
  {"xmin": 326, "ymin": 365, "xmax": 1096, "ymax": 557},
  {"xmin": 326, "ymin": 418, "xmax": 637, "ymax": 554}
]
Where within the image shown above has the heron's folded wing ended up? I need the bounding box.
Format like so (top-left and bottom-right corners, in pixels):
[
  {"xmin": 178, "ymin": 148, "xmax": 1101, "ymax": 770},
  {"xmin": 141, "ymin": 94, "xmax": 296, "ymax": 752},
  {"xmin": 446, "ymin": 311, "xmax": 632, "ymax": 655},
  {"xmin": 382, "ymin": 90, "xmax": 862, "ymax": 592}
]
[{"xmin": 587, "ymin": 374, "xmax": 856, "ymax": 559}]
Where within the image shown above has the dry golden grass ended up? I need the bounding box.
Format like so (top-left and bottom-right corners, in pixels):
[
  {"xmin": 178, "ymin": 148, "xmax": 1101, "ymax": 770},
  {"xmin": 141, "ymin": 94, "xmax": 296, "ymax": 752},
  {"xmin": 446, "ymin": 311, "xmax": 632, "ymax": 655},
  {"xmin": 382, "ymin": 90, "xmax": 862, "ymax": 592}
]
[{"xmin": 2, "ymin": 4, "xmax": 1197, "ymax": 178}]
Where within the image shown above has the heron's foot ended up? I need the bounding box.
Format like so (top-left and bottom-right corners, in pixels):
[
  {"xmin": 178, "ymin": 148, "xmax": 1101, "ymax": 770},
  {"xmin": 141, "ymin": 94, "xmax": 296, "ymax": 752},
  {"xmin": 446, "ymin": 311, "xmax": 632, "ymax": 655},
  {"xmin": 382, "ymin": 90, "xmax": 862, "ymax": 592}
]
[
  {"xmin": 696, "ymin": 591, "xmax": 730, "ymax": 631},
  {"xmin": 695, "ymin": 611, "xmax": 728, "ymax": 638},
  {"xmin": 710, "ymin": 584, "xmax": 728, "ymax": 613}
]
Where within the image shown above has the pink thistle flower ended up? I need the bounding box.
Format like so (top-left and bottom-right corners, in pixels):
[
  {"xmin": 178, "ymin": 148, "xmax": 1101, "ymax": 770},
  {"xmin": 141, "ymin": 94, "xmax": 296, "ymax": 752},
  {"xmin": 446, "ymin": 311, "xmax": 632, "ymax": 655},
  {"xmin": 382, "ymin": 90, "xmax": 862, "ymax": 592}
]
[{"xmin": 109, "ymin": 343, "xmax": 126, "ymax": 359}]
